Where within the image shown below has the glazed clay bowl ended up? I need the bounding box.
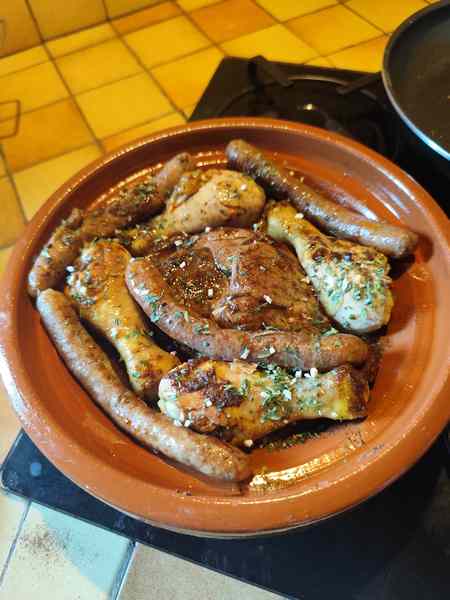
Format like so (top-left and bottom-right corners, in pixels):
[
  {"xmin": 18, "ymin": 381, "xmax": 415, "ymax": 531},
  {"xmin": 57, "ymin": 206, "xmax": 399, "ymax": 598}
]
[{"xmin": 1, "ymin": 118, "xmax": 449, "ymax": 537}]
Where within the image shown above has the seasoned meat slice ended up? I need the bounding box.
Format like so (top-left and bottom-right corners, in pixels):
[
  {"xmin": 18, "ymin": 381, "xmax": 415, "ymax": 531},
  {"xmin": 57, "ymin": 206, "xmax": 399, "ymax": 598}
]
[
  {"xmin": 66, "ymin": 239, "xmax": 179, "ymax": 399},
  {"xmin": 267, "ymin": 202, "xmax": 393, "ymax": 333},
  {"xmin": 126, "ymin": 256, "xmax": 369, "ymax": 371},
  {"xmin": 195, "ymin": 228, "xmax": 330, "ymax": 332},
  {"xmin": 159, "ymin": 359, "xmax": 369, "ymax": 446}
]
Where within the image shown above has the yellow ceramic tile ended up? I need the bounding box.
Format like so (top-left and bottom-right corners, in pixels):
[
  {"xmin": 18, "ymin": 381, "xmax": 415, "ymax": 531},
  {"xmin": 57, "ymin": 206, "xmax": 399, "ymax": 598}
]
[
  {"xmin": 347, "ymin": 0, "xmax": 427, "ymax": 33},
  {"xmin": 287, "ymin": 5, "xmax": 379, "ymax": 55},
  {"xmin": 0, "ymin": 505, "xmax": 131, "ymax": 600},
  {"xmin": 46, "ymin": 23, "xmax": 116, "ymax": 58},
  {"xmin": 306, "ymin": 56, "xmax": 333, "ymax": 67},
  {"xmin": 14, "ymin": 144, "xmax": 102, "ymax": 220},
  {"xmin": 0, "ymin": 45, "xmax": 48, "ymax": 78},
  {"xmin": 256, "ymin": 0, "xmax": 337, "ymax": 21},
  {"xmin": 105, "ymin": 0, "xmax": 161, "ymax": 18},
  {"xmin": 221, "ymin": 24, "xmax": 317, "ymax": 63},
  {"xmin": 0, "ymin": 176, "xmax": 25, "ymax": 245},
  {"xmin": 113, "ymin": 2, "xmax": 181, "ymax": 35},
  {"xmin": 152, "ymin": 46, "xmax": 223, "ymax": 109},
  {"xmin": 0, "ymin": 378, "xmax": 21, "ymax": 466},
  {"xmin": 328, "ymin": 35, "xmax": 388, "ymax": 72},
  {"xmin": 125, "ymin": 16, "xmax": 210, "ymax": 68},
  {"xmin": 102, "ymin": 112, "xmax": 185, "ymax": 152},
  {"xmin": 177, "ymin": 0, "xmax": 220, "ymax": 9},
  {"xmin": 0, "ymin": 62, "xmax": 68, "ymax": 115},
  {"xmin": 182, "ymin": 104, "xmax": 197, "ymax": 119},
  {"xmin": 76, "ymin": 73, "xmax": 172, "ymax": 139},
  {"xmin": 0, "ymin": 119, "xmax": 18, "ymax": 139},
  {"xmin": 0, "ymin": 101, "xmax": 20, "ymax": 123},
  {"xmin": 191, "ymin": 0, "xmax": 274, "ymax": 43},
  {"xmin": 2, "ymin": 99, "xmax": 94, "ymax": 172},
  {"xmin": 57, "ymin": 39, "xmax": 141, "ymax": 94},
  {"xmin": 0, "ymin": 0, "xmax": 41, "ymax": 56},
  {"xmin": 28, "ymin": 0, "xmax": 106, "ymax": 40}
]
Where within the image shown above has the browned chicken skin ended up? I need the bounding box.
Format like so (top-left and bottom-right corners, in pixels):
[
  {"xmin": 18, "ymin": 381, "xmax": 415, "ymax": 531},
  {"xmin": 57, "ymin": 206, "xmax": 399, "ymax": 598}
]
[
  {"xmin": 66, "ymin": 239, "xmax": 179, "ymax": 399},
  {"xmin": 159, "ymin": 359, "xmax": 369, "ymax": 446},
  {"xmin": 36, "ymin": 290, "xmax": 251, "ymax": 481},
  {"xmin": 28, "ymin": 152, "xmax": 195, "ymax": 297},
  {"xmin": 125, "ymin": 168, "xmax": 266, "ymax": 255}
]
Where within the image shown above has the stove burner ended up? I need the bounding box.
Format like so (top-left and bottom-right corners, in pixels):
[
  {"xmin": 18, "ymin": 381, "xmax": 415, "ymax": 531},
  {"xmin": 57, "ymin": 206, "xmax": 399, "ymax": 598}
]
[{"xmin": 216, "ymin": 56, "xmax": 400, "ymax": 159}]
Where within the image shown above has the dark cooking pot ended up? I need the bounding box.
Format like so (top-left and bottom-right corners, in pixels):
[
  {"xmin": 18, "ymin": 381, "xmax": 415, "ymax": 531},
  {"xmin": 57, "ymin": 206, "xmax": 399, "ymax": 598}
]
[{"xmin": 382, "ymin": 0, "xmax": 450, "ymax": 176}]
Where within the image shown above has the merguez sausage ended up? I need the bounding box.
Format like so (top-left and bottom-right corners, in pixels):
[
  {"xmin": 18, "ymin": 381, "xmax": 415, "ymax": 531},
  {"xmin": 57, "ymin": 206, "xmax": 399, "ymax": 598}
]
[
  {"xmin": 226, "ymin": 140, "xmax": 418, "ymax": 259},
  {"xmin": 36, "ymin": 289, "xmax": 251, "ymax": 482},
  {"xmin": 28, "ymin": 153, "xmax": 195, "ymax": 297},
  {"xmin": 126, "ymin": 257, "xmax": 368, "ymax": 371}
]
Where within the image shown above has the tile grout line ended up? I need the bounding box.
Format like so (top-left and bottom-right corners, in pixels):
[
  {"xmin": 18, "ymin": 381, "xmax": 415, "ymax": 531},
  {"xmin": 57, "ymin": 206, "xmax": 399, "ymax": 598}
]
[
  {"xmin": 118, "ymin": 35, "xmax": 183, "ymax": 119},
  {"xmin": 25, "ymin": 0, "xmax": 106, "ymax": 47},
  {"xmin": 323, "ymin": 33, "xmax": 387, "ymax": 65},
  {"xmin": 172, "ymin": 4, "xmax": 231, "ymax": 60},
  {"xmin": 339, "ymin": 2, "xmax": 387, "ymax": 35},
  {"xmin": 0, "ymin": 143, "xmax": 28, "ymax": 225},
  {"xmin": 97, "ymin": 108, "xmax": 182, "ymax": 151},
  {"xmin": 110, "ymin": 540, "xmax": 136, "ymax": 600},
  {"xmin": 0, "ymin": 1, "xmax": 389, "ymax": 83},
  {"xmin": 110, "ymin": 3, "xmax": 183, "ymax": 37},
  {"xmin": 0, "ymin": 51, "xmax": 49, "ymax": 81},
  {"xmin": 45, "ymin": 44, "xmax": 105, "ymax": 156},
  {"xmin": 23, "ymin": 0, "xmax": 45, "ymax": 46},
  {"xmin": 0, "ymin": 499, "xmax": 31, "ymax": 588}
]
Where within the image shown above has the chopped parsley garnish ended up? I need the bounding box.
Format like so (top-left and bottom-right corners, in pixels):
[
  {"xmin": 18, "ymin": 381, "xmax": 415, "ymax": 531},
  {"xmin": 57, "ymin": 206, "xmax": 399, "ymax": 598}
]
[{"xmin": 193, "ymin": 323, "xmax": 210, "ymax": 335}]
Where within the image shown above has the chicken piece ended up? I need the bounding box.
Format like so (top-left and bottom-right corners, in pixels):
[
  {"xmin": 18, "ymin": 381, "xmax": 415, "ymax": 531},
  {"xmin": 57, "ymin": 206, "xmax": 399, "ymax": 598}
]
[
  {"xmin": 126, "ymin": 169, "xmax": 266, "ymax": 255},
  {"xmin": 195, "ymin": 228, "xmax": 330, "ymax": 332},
  {"xmin": 37, "ymin": 290, "xmax": 251, "ymax": 482},
  {"xmin": 159, "ymin": 359, "xmax": 369, "ymax": 446},
  {"xmin": 126, "ymin": 256, "xmax": 369, "ymax": 371},
  {"xmin": 28, "ymin": 152, "xmax": 194, "ymax": 297},
  {"xmin": 66, "ymin": 239, "xmax": 179, "ymax": 399},
  {"xmin": 267, "ymin": 202, "xmax": 393, "ymax": 333}
]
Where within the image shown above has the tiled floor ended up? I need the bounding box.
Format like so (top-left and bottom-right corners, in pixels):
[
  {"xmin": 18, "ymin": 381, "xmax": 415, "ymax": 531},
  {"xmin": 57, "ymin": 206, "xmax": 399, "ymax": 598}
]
[{"xmin": 0, "ymin": 0, "xmax": 435, "ymax": 598}]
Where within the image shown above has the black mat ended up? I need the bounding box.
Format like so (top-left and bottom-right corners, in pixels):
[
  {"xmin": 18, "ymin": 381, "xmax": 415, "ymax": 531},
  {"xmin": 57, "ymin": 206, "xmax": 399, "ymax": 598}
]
[{"xmin": 2, "ymin": 432, "xmax": 449, "ymax": 600}]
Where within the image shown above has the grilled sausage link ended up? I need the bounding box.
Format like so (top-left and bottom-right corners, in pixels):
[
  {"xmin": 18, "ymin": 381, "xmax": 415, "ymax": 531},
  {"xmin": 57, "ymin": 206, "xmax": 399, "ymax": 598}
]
[
  {"xmin": 28, "ymin": 153, "xmax": 195, "ymax": 297},
  {"xmin": 226, "ymin": 140, "xmax": 418, "ymax": 259},
  {"xmin": 36, "ymin": 289, "xmax": 251, "ymax": 482},
  {"xmin": 126, "ymin": 257, "xmax": 368, "ymax": 371}
]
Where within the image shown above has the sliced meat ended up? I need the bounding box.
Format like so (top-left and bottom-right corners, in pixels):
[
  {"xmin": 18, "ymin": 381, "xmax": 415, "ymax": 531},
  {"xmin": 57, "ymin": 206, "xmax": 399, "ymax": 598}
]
[
  {"xmin": 226, "ymin": 139, "xmax": 418, "ymax": 259},
  {"xmin": 195, "ymin": 228, "xmax": 329, "ymax": 332},
  {"xmin": 126, "ymin": 257, "xmax": 369, "ymax": 371},
  {"xmin": 28, "ymin": 152, "xmax": 195, "ymax": 297},
  {"xmin": 36, "ymin": 289, "xmax": 251, "ymax": 482}
]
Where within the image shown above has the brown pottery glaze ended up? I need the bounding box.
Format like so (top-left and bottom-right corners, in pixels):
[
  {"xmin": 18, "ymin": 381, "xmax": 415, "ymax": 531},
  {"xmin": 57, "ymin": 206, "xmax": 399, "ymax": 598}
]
[{"xmin": 0, "ymin": 118, "xmax": 449, "ymax": 536}]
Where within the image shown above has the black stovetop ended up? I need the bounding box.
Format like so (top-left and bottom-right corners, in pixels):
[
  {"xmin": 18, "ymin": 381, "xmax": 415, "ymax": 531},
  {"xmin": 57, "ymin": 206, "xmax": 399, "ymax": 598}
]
[{"xmin": 2, "ymin": 57, "xmax": 449, "ymax": 600}]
